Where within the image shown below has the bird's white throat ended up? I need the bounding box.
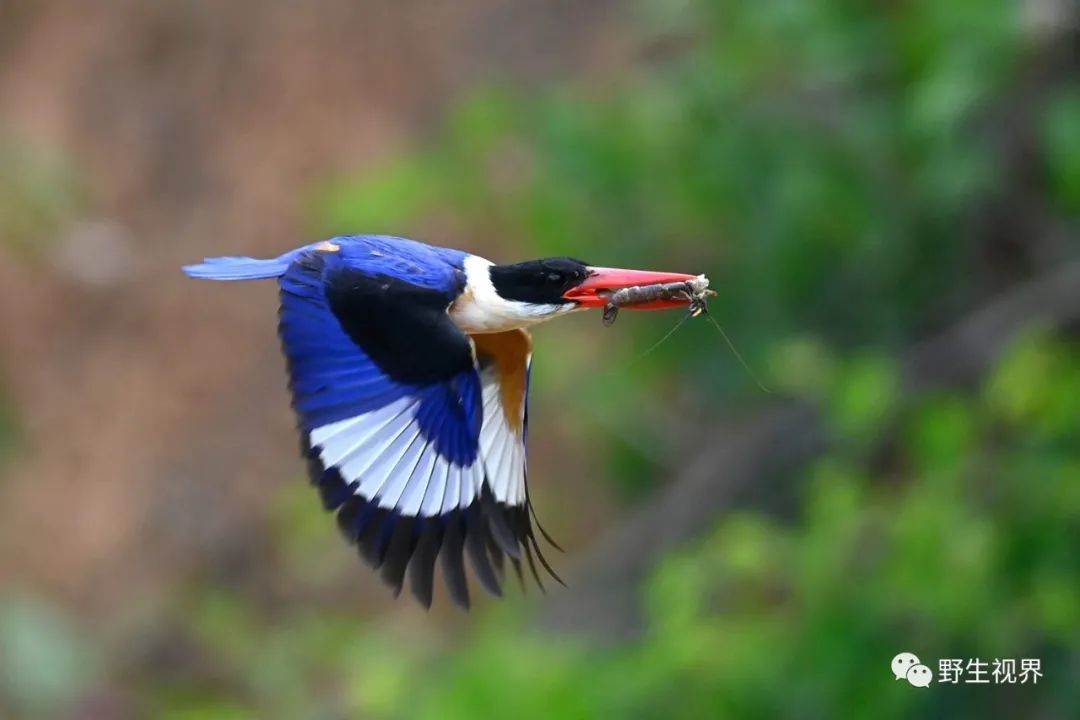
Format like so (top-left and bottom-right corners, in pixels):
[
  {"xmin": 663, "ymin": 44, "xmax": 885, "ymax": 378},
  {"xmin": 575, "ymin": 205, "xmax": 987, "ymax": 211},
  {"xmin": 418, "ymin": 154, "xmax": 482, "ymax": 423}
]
[{"xmin": 450, "ymin": 255, "xmax": 578, "ymax": 334}]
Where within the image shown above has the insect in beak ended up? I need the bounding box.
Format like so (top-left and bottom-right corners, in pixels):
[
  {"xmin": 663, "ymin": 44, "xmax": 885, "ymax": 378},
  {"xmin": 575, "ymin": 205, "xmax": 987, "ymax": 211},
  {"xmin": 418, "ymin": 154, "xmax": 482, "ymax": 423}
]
[
  {"xmin": 562, "ymin": 267, "xmax": 701, "ymax": 309},
  {"xmin": 600, "ymin": 276, "xmax": 714, "ymax": 326}
]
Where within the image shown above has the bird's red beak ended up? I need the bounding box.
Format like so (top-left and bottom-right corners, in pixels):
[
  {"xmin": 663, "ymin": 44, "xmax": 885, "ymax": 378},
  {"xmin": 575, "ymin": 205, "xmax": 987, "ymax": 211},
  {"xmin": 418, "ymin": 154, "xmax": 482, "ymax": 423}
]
[{"xmin": 562, "ymin": 266, "xmax": 701, "ymax": 309}]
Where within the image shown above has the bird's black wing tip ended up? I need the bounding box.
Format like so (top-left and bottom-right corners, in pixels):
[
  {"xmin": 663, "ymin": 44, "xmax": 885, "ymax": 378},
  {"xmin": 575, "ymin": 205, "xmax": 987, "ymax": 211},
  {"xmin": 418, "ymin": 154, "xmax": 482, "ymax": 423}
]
[{"xmin": 303, "ymin": 441, "xmax": 563, "ymax": 609}]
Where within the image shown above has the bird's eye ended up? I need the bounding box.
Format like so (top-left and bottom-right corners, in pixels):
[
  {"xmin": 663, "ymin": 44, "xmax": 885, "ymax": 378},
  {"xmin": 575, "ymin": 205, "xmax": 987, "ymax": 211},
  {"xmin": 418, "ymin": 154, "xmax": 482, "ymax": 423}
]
[{"xmin": 546, "ymin": 272, "xmax": 564, "ymax": 284}]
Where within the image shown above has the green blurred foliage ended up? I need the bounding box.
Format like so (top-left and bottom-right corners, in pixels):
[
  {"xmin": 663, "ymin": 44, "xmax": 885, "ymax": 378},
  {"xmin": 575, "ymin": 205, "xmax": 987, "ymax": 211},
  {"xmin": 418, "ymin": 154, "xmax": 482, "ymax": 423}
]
[
  {"xmin": 0, "ymin": 596, "xmax": 95, "ymax": 718},
  {"xmin": 314, "ymin": 0, "xmax": 1020, "ymax": 339},
  {"xmin": 298, "ymin": 0, "xmax": 1074, "ymax": 713},
  {"xmin": 88, "ymin": 334, "xmax": 1079, "ymax": 719},
  {"xmin": 309, "ymin": 0, "xmax": 1052, "ymax": 501},
  {"xmin": 0, "ymin": 135, "xmax": 83, "ymax": 257},
  {"xmin": 1044, "ymin": 87, "xmax": 1080, "ymax": 215},
  {"xmin": 0, "ymin": 395, "xmax": 17, "ymax": 472},
  {"xmin": 0, "ymin": 133, "xmax": 77, "ymax": 476},
  {"xmin": 135, "ymin": 0, "xmax": 1071, "ymax": 714}
]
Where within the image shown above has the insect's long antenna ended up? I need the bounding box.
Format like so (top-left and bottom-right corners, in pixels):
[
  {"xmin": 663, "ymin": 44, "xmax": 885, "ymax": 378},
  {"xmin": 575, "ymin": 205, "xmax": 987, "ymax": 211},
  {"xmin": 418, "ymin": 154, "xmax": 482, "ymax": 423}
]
[
  {"xmin": 703, "ymin": 311, "xmax": 772, "ymax": 394},
  {"xmin": 631, "ymin": 311, "xmax": 693, "ymax": 362}
]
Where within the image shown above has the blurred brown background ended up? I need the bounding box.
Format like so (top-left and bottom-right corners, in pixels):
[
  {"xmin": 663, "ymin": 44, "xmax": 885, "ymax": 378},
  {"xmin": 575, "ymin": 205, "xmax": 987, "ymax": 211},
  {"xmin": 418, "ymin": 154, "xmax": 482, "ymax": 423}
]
[{"xmin": 0, "ymin": 0, "xmax": 625, "ymax": 618}]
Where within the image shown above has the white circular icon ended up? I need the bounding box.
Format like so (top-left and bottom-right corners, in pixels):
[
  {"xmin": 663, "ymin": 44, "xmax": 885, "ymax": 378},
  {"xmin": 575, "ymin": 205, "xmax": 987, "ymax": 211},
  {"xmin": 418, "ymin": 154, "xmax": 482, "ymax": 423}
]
[
  {"xmin": 891, "ymin": 652, "xmax": 921, "ymax": 680},
  {"xmin": 906, "ymin": 664, "xmax": 933, "ymax": 688}
]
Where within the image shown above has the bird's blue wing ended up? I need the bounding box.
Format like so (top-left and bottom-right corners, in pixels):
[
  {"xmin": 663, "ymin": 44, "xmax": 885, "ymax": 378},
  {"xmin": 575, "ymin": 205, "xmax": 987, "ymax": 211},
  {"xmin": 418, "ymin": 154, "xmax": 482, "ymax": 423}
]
[{"xmin": 279, "ymin": 243, "xmax": 536, "ymax": 607}]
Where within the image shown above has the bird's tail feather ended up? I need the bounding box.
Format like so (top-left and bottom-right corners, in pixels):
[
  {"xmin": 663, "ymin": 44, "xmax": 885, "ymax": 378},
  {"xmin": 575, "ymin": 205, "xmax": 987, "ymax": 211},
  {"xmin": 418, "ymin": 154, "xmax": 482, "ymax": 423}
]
[{"xmin": 183, "ymin": 252, "xmax": 297, "ymax": 281}]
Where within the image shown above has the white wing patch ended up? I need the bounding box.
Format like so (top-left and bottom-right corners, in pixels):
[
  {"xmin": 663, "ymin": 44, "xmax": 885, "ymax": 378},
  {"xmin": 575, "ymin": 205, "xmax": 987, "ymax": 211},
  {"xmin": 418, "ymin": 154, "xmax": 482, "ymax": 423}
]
[
  {"xmin": 309, "ymin": 397, "xmax": 484, "ymax": 516},
  {"xmin": 308, "ymin": 326, "xmax": 531, "ymax": 521},
  {"xmin": 478, "ymin": 360, "xmax": 528, "ymax": 507}
]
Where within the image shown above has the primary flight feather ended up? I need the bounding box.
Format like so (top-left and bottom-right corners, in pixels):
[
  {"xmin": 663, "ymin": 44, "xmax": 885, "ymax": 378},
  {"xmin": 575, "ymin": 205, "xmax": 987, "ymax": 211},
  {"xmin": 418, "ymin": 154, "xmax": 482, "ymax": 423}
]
[{"xmin": 184, "ymin": 235, "xmax": 700, "ymax": 608}]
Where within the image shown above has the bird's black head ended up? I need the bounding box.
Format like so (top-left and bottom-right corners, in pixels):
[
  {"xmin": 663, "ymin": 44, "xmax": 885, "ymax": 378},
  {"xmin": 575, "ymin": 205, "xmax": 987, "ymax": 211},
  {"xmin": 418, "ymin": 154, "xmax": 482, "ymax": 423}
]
[
  {"xmin": 483, "ymin": 256, "xmax": 701, "ymax": 317},
  {"xmin": 489, "ymin": 257, "xmax": 592, "ymax": 306}
]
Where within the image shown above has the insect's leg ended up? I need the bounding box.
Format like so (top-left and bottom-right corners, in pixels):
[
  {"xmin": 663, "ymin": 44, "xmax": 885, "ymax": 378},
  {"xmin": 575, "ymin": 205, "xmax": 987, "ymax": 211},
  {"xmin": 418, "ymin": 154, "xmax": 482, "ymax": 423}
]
[{"xmin": 688, "ymin": 292, "xmax": 707, "ymax": 317}]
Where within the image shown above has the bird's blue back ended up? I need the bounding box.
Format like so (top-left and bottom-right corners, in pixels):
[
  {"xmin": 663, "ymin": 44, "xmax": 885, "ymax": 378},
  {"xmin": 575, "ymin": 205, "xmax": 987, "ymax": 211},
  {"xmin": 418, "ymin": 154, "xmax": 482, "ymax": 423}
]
[
  {"xmin": 329, "ymin": 236, "xmax": 468, "ymax": 288},
  {"xmin": 182, "ymin": 235, "xmax": 469, "ymax": 286}
]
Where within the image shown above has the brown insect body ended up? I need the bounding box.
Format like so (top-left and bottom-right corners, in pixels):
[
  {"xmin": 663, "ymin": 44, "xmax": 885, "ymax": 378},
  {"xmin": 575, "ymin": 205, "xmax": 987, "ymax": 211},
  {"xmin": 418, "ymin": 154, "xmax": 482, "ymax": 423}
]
[{"xmin": 601, "ymin": 276, "xmax": 714, "ymax": 326}]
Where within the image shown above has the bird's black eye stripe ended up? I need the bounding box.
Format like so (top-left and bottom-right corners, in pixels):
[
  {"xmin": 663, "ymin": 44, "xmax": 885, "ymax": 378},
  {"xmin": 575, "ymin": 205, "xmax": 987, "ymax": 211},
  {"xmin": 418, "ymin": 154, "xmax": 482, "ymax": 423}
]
[{"xmin": 490, "ymin": 257, "xmax": 591, "ymax": 306}]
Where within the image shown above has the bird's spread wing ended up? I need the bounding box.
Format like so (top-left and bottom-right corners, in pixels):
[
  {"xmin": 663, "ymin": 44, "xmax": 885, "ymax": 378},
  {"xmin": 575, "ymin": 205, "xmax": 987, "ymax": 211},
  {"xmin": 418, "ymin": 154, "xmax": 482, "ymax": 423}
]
[
  {"xmin": 279, "ymin": 246, "xmax": 555, "ymax": 608},
  {"xmin": 472, "ymin": 329, "xmax": 561, "ymax": 593}
]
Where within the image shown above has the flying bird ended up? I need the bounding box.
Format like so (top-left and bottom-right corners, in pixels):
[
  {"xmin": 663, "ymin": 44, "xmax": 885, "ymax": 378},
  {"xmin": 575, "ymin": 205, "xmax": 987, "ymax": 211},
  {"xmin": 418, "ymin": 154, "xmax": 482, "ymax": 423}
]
[{"xmin": 184, "ymin": 235, "xmax": 699, "ymax": 608}]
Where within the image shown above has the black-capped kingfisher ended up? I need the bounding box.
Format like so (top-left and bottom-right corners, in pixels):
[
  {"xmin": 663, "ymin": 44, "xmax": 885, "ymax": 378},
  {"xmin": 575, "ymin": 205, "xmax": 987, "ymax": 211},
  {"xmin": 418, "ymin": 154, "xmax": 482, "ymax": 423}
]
[{"xmin": 184, "ymin": 235, "xmax": 699, "ymax": 608}]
